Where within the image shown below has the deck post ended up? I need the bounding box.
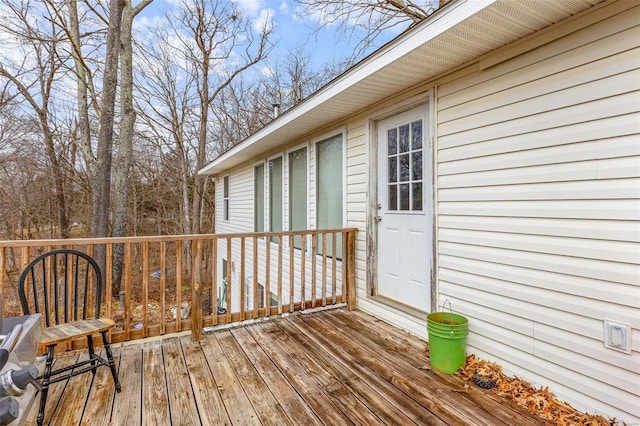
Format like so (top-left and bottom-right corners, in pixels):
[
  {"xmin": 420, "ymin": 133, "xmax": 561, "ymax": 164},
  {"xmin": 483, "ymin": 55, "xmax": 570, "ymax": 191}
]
[
  {"xmin": 191, "ymin": 240, "xmax": 203, "ymax": 341},
  {"xmin": 346, "ymin": 230, "xmax": 357, "ymax": 311}
]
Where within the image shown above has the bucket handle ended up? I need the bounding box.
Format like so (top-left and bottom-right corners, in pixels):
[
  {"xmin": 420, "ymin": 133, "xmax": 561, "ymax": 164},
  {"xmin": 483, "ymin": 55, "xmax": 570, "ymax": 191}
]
[{"xmin": 442, "ymin": 298, "xmax": 455, "ymax": 337}]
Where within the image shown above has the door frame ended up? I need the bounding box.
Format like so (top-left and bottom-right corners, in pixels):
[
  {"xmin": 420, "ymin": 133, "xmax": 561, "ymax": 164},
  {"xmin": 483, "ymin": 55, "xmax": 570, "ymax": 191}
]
[{"xmin": 366, "ymin": 90, "xmax": 437, "ymax": 315}]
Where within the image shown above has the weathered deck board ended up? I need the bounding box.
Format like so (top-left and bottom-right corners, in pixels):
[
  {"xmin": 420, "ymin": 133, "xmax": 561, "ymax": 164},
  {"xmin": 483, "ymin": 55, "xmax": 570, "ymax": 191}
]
[
  {"xmin": 215, "ymin": 330, "xmax": 292, "ymax": 426},
  {"xmin": 247, "ymin": 321, "xmax": 353, "ymax": 425},
  {"xmin": 162, "ymin": 337, "xmax": 201, "ymax": 425},
  {"xmin": 80, "ymin": 349, "xmax": 119, "ymax": 426},
  {"xmin": 336, "ymin": 309, "xmax": 544, "ymax": 426},
  {"xmin": 110, "ymin": 344, "xmax": 142, "ymax": 425},
  {"xmin": 277, "ymin": 316, "xmax": 428, "ymax": 425},
  {"xmin": 25, "ymin": 308, "xmax": 547, "ymax": 425},
  {"xmin": 230, "ymin": 327, "xmax": 323, "ymax": 425},
  {"xmin": 141, "ymin": 341, "xmax": 170, "ymax": 424},
  {"xmin": 281, "ymin": 315, "xmax": 443, "ymax": 425},
  {"xmin": 179, "ymin": 335, "xmax": 230, "ymax": 425}
]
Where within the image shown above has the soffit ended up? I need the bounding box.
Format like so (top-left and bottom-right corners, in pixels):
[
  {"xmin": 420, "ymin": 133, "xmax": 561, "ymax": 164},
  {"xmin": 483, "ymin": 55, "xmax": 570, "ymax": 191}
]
[{"xmin": 200, "ymin": 0, "xmax": 604, "ymax": 175}]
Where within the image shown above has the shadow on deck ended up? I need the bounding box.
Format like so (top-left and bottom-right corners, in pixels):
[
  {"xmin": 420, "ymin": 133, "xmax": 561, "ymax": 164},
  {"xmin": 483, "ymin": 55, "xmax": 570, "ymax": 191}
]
[{"xmin": 25, "ymin": 308, "xmax": 545, "ymax": 425}]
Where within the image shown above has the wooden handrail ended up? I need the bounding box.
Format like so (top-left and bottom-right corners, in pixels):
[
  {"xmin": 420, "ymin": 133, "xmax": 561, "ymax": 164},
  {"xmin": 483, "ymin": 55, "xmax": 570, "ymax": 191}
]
[{"xmin": 0, "ymin": 229, "xmax": 358, "ymax": 344}]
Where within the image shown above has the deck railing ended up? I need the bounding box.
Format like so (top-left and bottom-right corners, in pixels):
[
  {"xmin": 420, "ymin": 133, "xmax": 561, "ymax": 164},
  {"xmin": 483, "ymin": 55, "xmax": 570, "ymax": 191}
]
[{"xmin": 0, "ymin": 229, "xmax": 357, "ymax": 344}]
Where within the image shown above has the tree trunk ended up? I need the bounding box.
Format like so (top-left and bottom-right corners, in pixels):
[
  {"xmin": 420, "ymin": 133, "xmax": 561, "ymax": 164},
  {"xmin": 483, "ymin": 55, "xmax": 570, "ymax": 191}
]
[
  {"xmin": 66, "ymin": 0, "xmax": 96, "ymax": 180},
  {"xmin": 111, "ymin": 1, "xmax": 139, "ymax": 293},
  {"xmin": 92, "ymin": 0, "xmax": 125, "ymax": 273}
]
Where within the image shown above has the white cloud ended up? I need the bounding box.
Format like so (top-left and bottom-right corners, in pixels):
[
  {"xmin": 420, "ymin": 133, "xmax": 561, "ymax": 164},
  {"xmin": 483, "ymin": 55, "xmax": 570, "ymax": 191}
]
[
  {"xmin": 259, "ymin": 64, "xmax": 274, "ymax": 77},
  {"xmin": 253, "ymin": 8, "xmax": 274, "ymax": 33},
  {"xmin": 235, "ymin": 0, "xmax": 263, "ymax": 17}
]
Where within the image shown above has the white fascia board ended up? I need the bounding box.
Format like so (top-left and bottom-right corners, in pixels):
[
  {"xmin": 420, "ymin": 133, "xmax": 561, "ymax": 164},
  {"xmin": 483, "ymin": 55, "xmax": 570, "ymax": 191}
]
[{"xmin": 199, "ymin": 0, "xmax": 497, "ymax": 176}]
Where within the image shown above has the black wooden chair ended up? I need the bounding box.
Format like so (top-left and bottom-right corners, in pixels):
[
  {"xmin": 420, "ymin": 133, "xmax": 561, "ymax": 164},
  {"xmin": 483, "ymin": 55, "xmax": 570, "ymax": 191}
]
[{"xmin": 18, "ymin": 249, "xmax": 121, "ymax": 426}]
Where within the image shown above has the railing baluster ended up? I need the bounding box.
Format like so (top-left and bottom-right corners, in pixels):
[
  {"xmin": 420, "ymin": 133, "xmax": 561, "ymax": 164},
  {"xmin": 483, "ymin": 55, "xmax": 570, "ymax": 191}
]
[
  {"xmin": 124, "ymin": 243, "xmax": 132, "ymax": 341},
  {"xmin": 212, "ymin": 238, "xmax": 217, "ymax": 326},
  {"xmin": 289, "ymin": 235, "xmax": 294, "ymax": 313},
  {"xmin": 191, "ymin": 239, "xmax": 203, "ymax": 341},
  {"xmin": 105, "ymin": 244, "xmax": 113, "ymax": 342},
  {"xmin": 160, "ymin": 242, "xmax": 166, "ymax": 335},
  {"xmin": 332, "ymin": 231, "xmax": 337, "ymax": 305},
  {"xmin": 175, "ymin": 240, "xmax": 182, "ymax": 332},
  {"xmin": 240, "ymin": 237, "xmax": 246, "ymax": 321},
  {"xmin": 263, "ymin": 238, "xmax": 269, "ymax": 318},
  {"xmin": 253, "ymin": 236, "xmax": 258, "ymax": 319},
  {"xmin": 321, "ymin": 233, "xmax": 327, "ymax": 306},
  {"xmin": 276, "ymin": 237, "xmax": 282, "ymax": 315},
  {"xmin": 300, "ymin": 233, "xmax": 306, "ymax": 310},
  {"xmin": 311, "ymin": 233, "xmax": 317, "ymax": 309},
  {"xmin": 142, "ymin": 242, "xmax": 149, "ymax": 338},
  {"xmin": 226, "ymin": 237, "xmax": 232, "ymax": 324}
]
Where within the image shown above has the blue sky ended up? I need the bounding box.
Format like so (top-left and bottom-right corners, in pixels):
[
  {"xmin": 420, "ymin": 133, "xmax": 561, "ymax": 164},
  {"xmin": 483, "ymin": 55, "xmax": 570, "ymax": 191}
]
[{"xmin": 136, "ymin": 0, "xmax": 389, "ymax": 69}]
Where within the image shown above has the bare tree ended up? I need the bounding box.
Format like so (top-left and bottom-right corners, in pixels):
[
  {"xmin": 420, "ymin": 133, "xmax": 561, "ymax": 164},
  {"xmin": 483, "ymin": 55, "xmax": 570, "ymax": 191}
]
[
  {"xmin": 295, "ymin": 0, "xmax": 439, "ymax": 61},
  {"xmin": 92, "ymin": 0, "xmax": 124, "ymax": 242},
  {"xmin": 111, "ymin": 0, "xmax": 154, "ymax": 292},
  {"xmin": 0, "ymin": 0, "xmax": 73, "ymax": 238},
  {"xmin": 176, "ymin": 0, "xmax": 274, "ymax": 235},
  {"xmin": 257, "ymin": 48, "xmax": 333, "ymax": 113},
  {"xmin": 135, "ymin": 24, "xmax": 199, "ymax": 235},
  {"xmin": 136, "ymin": 0, "xmax": 274, "ymax": 239}
]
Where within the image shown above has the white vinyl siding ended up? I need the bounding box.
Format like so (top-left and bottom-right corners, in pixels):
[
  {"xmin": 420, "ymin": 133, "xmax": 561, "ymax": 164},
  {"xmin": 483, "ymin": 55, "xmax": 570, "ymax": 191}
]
[
  {"xmin": 216, "ymin": 165, "xmax": 253, "ymax": 234},
  {"xmin": 435, "ymin": 3, "xmax": 639, "ymax": 421}
]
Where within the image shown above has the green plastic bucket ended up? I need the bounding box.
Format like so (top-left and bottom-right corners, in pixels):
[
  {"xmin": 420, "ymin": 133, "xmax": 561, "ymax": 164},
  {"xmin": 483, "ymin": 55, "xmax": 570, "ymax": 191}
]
[{"xmin": 427, "ymin": 311, "xmax": 468, "ymax": 374}]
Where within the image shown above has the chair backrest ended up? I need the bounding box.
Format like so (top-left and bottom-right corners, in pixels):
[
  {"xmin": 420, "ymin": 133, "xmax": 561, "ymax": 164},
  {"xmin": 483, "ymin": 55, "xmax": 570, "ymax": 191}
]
[{"xmin": 18, "ymin": 249, "xmax": 103, "ymax": 327}]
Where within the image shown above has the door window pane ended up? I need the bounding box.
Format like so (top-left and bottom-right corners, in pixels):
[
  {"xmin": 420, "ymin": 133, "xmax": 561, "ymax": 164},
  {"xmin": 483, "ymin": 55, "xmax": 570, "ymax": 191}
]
[
  {"xmin": 388, "ymin": 185, "xmax": 397, "ymax": 210},
  {"xmin": 399, "ymin": 183, "xmax": 410, "ymax": 211},
  {"xmin": 387, "ymin": 129, "xmax": 397, "ymax": 155},
  {"xmin": 411, "ymin": 120, "xmax": 422, "ymax": 150},
  {"xmin": 412, "ymin": 151, "xmax": 422, "ymax": 180},
  {"xmin": 399, "ymin": 154, "xmax": 410, "ymax": 182},
  {"xmin": 388, "ymin": 157, "xmax": 397, "ymax": 183},
  {"xmin": 412, "ymin": 183, "xmax": 422, "ymax": 211},
  {"xmin": 399, "ymin": 124, "xmax": 410, "ymax": 153},
  {"xmin": 317, "ymin": 134, "xmax": 343, "ymax": 257}
]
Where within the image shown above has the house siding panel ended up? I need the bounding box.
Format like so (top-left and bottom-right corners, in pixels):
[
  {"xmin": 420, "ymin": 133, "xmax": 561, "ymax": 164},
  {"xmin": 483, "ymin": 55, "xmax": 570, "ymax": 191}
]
[{"xmin": 435, "ymin": 3, "xmax": 640, "ymax": 421}]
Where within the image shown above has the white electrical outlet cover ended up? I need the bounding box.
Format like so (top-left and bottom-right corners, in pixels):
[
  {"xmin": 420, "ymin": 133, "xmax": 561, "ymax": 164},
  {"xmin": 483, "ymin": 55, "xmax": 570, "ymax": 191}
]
[{"xmin": 603, "ymin": 319, "xmax": 632, "ymax": 354}]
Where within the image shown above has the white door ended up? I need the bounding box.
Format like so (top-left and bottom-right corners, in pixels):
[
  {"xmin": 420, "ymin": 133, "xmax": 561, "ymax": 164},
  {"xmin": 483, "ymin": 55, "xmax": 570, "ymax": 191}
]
[{"xmin": 377, "ymin": 106, "xmax": 431, "ymax": 312}]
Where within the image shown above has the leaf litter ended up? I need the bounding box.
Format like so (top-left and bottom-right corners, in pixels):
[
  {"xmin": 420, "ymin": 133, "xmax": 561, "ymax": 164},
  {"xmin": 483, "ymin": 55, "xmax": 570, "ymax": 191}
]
[{"xmin": 456, "ymin": 354, "xmax": 620, "ymax": 425}]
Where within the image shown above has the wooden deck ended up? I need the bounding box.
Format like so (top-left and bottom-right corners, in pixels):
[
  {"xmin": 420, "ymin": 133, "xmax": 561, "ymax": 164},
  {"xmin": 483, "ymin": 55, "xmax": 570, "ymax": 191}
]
[{"xmin": 25, "ymin": 308, "xmax": 546, "ymax": 425}]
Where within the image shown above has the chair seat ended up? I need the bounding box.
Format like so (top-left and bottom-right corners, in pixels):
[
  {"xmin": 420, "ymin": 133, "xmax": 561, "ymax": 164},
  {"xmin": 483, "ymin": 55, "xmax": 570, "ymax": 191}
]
[{"xmin": 40, "ymin": 318, "xmax": 115, "ymax": 347}]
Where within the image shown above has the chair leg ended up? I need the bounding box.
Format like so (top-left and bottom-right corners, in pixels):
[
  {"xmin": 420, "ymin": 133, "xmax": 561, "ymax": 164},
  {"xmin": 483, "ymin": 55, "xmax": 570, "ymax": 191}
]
[
  {"xmin": 101, "ymin": 331, "xmax": 121, "ymax": 393},
  {"xmin": 37, "ymin": 345, "xmax": 55, "ymax": 426},
  {"xmin": 87, "ymin": 335, "xmax": 97, "ymax": 375}
]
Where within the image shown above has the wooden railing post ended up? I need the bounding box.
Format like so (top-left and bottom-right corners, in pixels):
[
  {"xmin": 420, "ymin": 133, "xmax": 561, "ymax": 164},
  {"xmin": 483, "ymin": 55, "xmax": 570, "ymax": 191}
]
[
  {"xmin": 191, "ymin": 239, "xmax": 203, "ymax": 341},
  {"xmin": 346, "ymin": 230, "xmax": 357, "ymax": 311}
]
